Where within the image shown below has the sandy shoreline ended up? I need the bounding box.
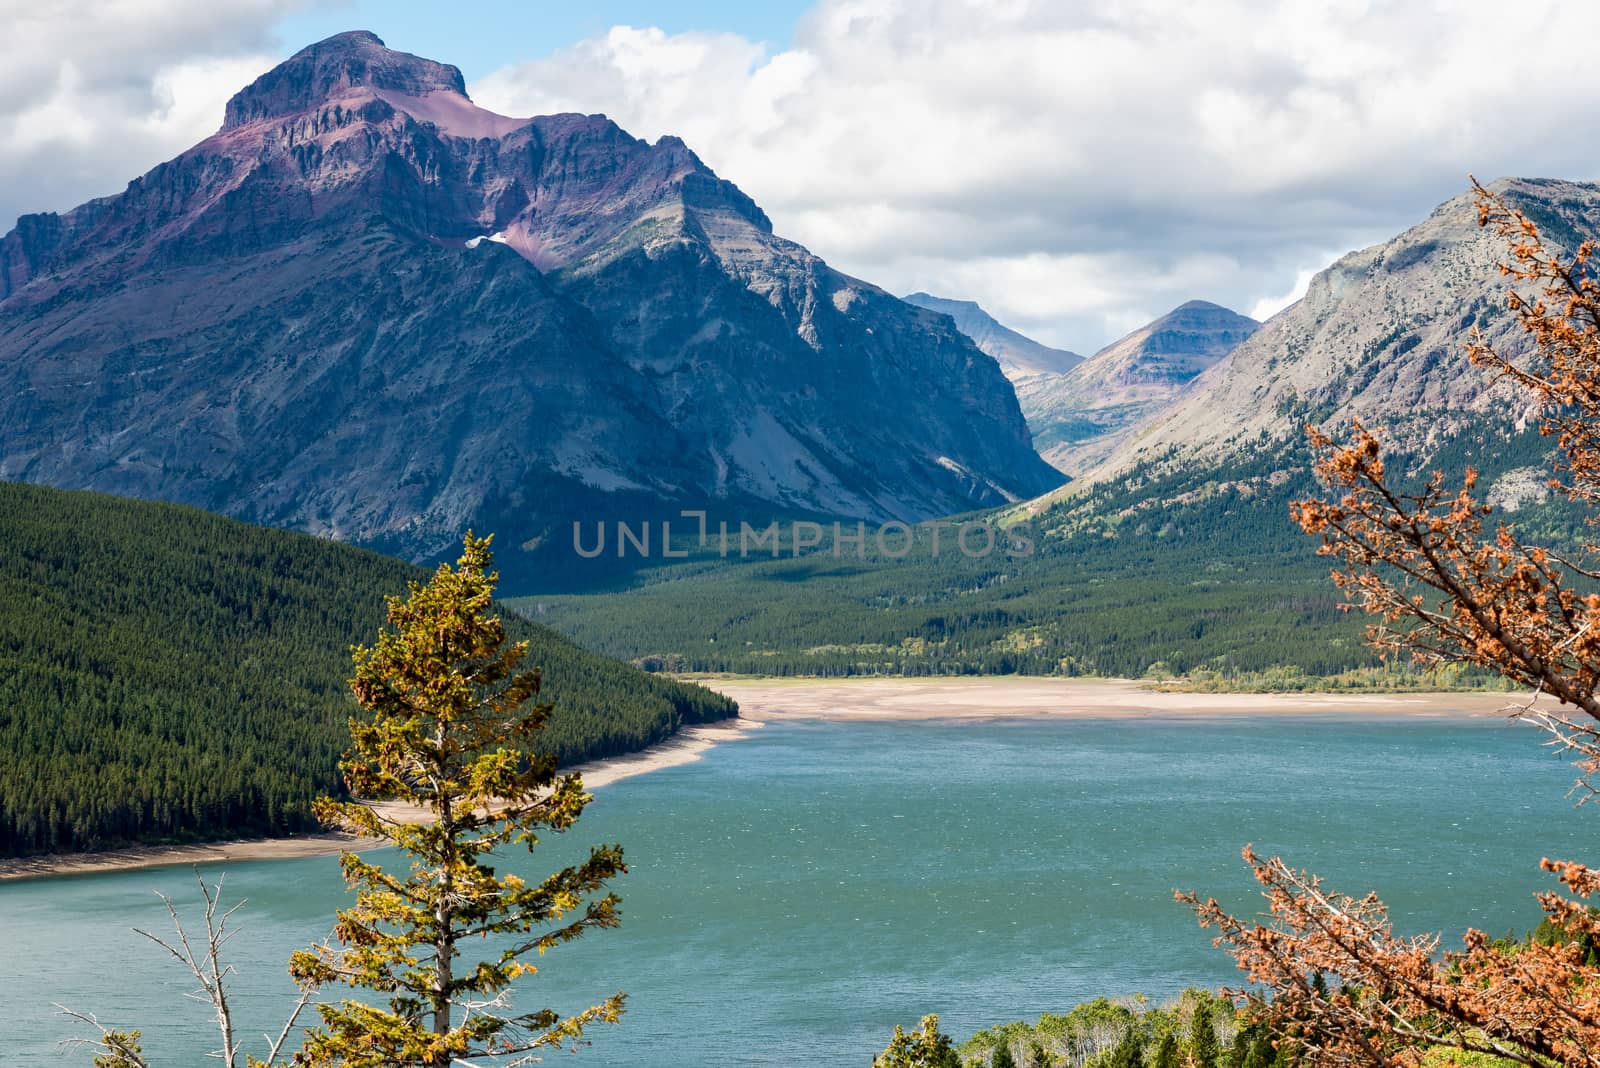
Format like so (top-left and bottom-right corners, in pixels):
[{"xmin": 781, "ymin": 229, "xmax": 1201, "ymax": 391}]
[
  {"xmin": 706, "ymin": 675, "xmax": 1525, "ymax": 723},
  {"xmin": 0, "ymin": 677, "xmax": 1526, "ymax": 882},
  {"xmin": 0, "ymin": 718, "xmax": 760, "ymax": 883}
]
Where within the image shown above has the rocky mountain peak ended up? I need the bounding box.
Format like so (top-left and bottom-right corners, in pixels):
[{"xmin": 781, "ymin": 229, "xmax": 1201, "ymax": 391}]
[
  {"xmin": 222, "ymin": 31, "xmax": 471, "ymax": 129},
  {"xmin": 1013, "ymin": 300, "xmax": 1258, "ymax": 476},
  {"xmin": 1072, "ymin": 177, "xmax": 1600, "ymax": 491},
  {"xmin": 1106, "ymin": 300, "xmax": 1259, "ymax": 379},
  {"xmin": 0, "ymin": 34, "xmax": 1062, "ymax": 576}
]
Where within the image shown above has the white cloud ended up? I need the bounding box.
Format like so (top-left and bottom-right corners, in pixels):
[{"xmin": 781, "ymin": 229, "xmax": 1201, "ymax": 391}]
[
  {"xmin": 0, "ymin": 0, "xmax": 316, "ymax": 227},
  {"xmin": 1248, "ymin": 264, "xmax": 1325, "ymax": 324},
  {"xmin": 473, "ymin": 0, "xmax": 1600, "ymax": 350}
]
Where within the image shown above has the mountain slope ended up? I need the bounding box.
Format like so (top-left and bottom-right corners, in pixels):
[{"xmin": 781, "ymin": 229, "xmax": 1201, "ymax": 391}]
[
  {"xmin": 507, "ymin": 181, "xmax": 1598, "ymax": 681},
  {"xmin": 0, "ymin": 32, "xmax": 1062, "ymax": 582},
  {"xmin": 0, "ymin": 481, "xmax": 735, "ymax": 857},
  {"xmin": 1088, "ymin": 179, "xmax": 1600, "ymax": 487},
  {"xmin": 1017, "ymin": 300, "xmax": 1259, "ymax": 475},
  {"xmin": 900, "ymin": 292, "xmax": 1084, "ymax": 378}
]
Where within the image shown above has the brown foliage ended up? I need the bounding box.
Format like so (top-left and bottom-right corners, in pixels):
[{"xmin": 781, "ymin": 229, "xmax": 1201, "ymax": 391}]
[
  {"xmin": 1180, "ymin": 848, "xmax": 1600, "ymax": 1067},
  {"xmin": 1181, "ymin": 180, "xmax": 1600, "ymax": 1067}
]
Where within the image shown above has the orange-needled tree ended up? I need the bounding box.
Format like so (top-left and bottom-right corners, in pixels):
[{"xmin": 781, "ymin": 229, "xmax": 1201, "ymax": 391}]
[{"xmin": 1181, "ymin": 180, "xmax": 1600, "ymax": 1067}]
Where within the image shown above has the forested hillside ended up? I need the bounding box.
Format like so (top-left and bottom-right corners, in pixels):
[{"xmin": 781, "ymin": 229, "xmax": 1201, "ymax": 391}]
[
  {"xmin": 512, "ymin": 423, "xmax": 1579, "ymax": 680},
  {"xmin": 0, "ymin": 482, "xmax": 735, "ymax": 857}
]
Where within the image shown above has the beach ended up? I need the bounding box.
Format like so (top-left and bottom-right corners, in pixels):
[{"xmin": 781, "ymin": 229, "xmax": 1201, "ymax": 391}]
[
  {"xmin": 0, "ymin": 677, "xmax": 1528, "ymax": 881},
  {"xmin": 708, "ymin": 675, "xmax": 1525, "ymax": 722},
  {"xmin": 0, "ymin": 717, "xmax": 760, "ymax": 882}
]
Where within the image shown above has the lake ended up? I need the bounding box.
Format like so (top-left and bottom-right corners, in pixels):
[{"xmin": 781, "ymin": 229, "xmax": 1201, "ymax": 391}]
[{"xmin": 2, "ymin": 713, "xmax": 1593, "ymax": 1065}]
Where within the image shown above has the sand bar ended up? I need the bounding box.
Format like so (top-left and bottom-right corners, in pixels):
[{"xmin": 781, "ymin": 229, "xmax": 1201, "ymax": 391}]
[{"xmin": 703, "ymin": 675, "xmax": 1526, "ymax": 723}]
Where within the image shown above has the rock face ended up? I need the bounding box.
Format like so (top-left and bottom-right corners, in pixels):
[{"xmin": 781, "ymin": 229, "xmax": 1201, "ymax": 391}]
[
  {"xmin": 900, "ymin": 292, "xmax": 1083, "ymax": 379},
  {"xmin": 0, "ymin": 31, "xmax": 1061, "ymax": 571},
  {"xmin": 1086, "ymin": 179, "xmax": 1600, "ymax": 485},
  {"xmin": 1016, "ymin": 300, "xmax": 1258, "ymax": 475}
]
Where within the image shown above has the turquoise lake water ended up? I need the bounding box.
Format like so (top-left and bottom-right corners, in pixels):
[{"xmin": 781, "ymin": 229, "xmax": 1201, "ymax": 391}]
[{"xmin": 3, "ymin": 713, "xmax": 1596, "ymax": 1066}]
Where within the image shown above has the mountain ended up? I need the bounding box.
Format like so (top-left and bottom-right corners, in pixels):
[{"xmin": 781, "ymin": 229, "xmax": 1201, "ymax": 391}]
[
  {"xmin": 900, "ymin": 292, "xmax": 1084, "ymax": 378},
  {"xmin": 0, "ymin": 32, "xmax": 1062, "ymax": 585},
  {"xmin": 0, "ymin": 480, "xmax": 735, "ymax": 857},
  {"xmin": 1088, "ymin": 179, "xmax": 1600, "ymax": 489},
  {"xmin": 509, "ymin": 180, "xmax": 1598, "ymax": 683},
  {"xmin": 1016, "ymin": 300, "xmax": 1259, "ymax": 475}
]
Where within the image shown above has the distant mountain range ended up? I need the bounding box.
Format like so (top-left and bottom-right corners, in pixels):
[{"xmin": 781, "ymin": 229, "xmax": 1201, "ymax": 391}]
[
  {"xmin": 4, "ymin": 27, "xmax": 1589, "ymax": 646},
  {"xmin": 899, "ymin": 293, "xmax": 1083, "ymax": 378},
  {"xmin": 0, "ymin": 31, "xmax": 1062, "ymax": 577},
  {"xmin": 1017, "ymin": 300, "xmax": 1259, "ymax": 474},
  {"xmin": 924, "ymin": 178, "xmax": 1590, "ymax": 493},
  {"xmin": 517, "ymin": 176, "xmax": 1600, "ymax": 677},
  {"xmin": 905, "ymin": 293, "xmax": 1259, "ymax": 477}
]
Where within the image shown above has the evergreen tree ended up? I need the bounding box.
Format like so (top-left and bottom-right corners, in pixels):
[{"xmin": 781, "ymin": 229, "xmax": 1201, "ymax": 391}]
[
  {"xmin": 1106, "ymin": 1025, "xmax": 1145, "ymax": 1068},
  {"xmin": 992, "ymin": 1040, "xmax": 1017, "ymax": 1068},
  {"xmin": 287, "ymin": 533, "xmax": 625, "ymax": 1067},
  {"xmin": 1150, "ymin": 1031, "xmax": 1179, "ymax": 1068},
  {"xmin": 874, "ymin": 1014, "xmax": 962, "ymax": 1068},
  {"xmin": 0, "ymin": 482, "xmax": 734, "ymax": 858},
  {"xmin": 1242, "ymin": 1032, "xmax": 1275, "ymax": 1068},
  {"xmin": 1227, "ymin": 1024, "xmax": 1251, "ymax": 1068},
  {"xmin": 1190, "ymin": 1002, "xmax": 1219, "ymax": 1068},
  {"xmin": 1028, "ymin": 1040, "xmax": 1051, "ymax": 1068}
]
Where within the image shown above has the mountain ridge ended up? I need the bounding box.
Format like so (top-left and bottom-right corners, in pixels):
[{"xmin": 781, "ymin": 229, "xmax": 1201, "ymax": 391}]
[
  {"xmin": 900, "ymin": 292, "xmax": 1084, "ymax": 378},
  {"xmin": 1014, "ymin": 299, "xmax": 1259, "ymax": 475},
  {"xmin": 0, "ymin": 32, "xmax": 1063, "ymax": 582},
  {"xmin": 1078, "ymin": 177, "xmax": 1593, "ymax": 493}
]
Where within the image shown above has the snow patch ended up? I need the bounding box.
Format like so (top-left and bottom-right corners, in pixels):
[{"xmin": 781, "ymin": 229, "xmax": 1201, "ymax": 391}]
[{"xmin": 465, "ymin": 232, "xmax": 510, "ymax": 249}]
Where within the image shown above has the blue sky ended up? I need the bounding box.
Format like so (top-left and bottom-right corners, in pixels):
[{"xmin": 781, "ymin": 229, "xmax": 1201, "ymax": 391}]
[{"xmin": 271, "ymin": 2, "xmax": 809, "ymax": 80}]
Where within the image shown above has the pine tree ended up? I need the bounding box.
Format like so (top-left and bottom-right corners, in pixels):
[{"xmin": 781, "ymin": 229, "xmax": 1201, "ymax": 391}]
[
  {"xmin": 1150, "ymin": 1031, "xmax": 1180, "ymax": 1068},
  {"xmin": 1226, "ymin": 1024, "xmax": 1250, "ymax": 1068},
  {"xmin": 1190, "ymin": 1001, "xmax": 1219, "ymax": 1068},
  {"xmin": 992, "ymin": 1040, "xmax": 1018, "ymax": 1068},
  {"xmin": 1106, "ymin": 1025, "xmax": 1145, "ymax": 1068},
  {"xmin": 873, "ymin": 1014, "xmax": 962, "ymax": 1068},
  {"xmin": 1028, "ymin": 1039, "xmax": 1051, "ymax": 1068},
  {"xmin": 287, "ymin": 533, "xmax": 625, "ymax": 1067},
  {"xmin": 1242, "ymin": 1032, "xmax": 1274, "ymax": 1068}
]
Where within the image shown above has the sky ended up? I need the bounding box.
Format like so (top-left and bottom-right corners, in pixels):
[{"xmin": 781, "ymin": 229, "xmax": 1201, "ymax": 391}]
[{"xmin": 4, "ymin": 0, "xmax": 1599, "ymax": 352}]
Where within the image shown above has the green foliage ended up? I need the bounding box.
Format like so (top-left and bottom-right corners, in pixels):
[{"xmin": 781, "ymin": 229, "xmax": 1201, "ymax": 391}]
[
  {"xmin": 288, "ymin": 535, "xmax": 625, "ymax": 1066},
  {"xmin": 1150, "ymin": 1032, "xmax": 1179, "ymax": 1068},
  {"xmin": 993, "ymin": 1041, "xmax": 1018, "ymax": 1068},
  {"xmin": 962, "ymin": 990, "xmax": 1245, "ymax": 1068},
  {"xmin": 1191, "ymin": 1000, "xmax": 1220, "ymax": 1068},
  {"xmin": 89, "ymin": 1030, "xmax": 145, "ymax": 1067},
  {"xmin": 513, "ymin": 425, "xmax": 1581, "ymax": 681},
  {"xmin": 0, "ymin": 482, "xmax": 734, "ymax": 857},
  {"xmin": 1104, "ymin": 1025, "xmax": 1145, "ymax": 1068},
  {"xmin": 875, "ymin": 1014, "xmax": 963, "ymax": 1068}
]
